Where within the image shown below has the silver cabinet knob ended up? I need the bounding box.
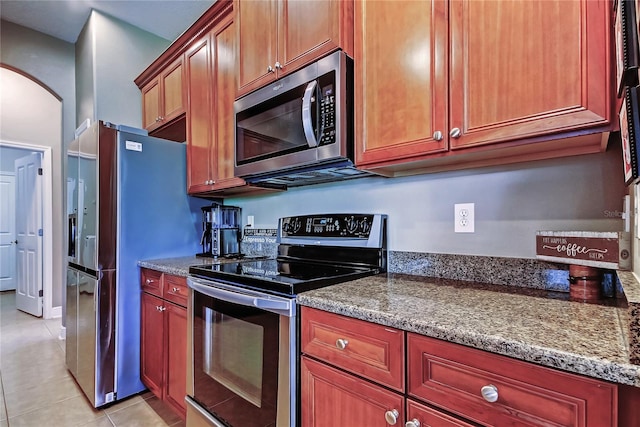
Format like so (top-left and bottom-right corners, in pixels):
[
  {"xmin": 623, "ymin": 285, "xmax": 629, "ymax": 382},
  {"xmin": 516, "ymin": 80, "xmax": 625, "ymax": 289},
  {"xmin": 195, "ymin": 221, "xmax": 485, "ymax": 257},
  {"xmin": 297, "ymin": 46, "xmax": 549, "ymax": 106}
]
[
  {"xmin": 449, "ymin": 127, "xmax": 462, "ymax": 138},
  {"xmin": 335, "ymin": 338, "xmax": 348, "ymax": 350},
  {"xmin": 433, "ymin": 130, "xmax": 443, "ymax": 141},
  {"xmin": 145, "ymin": 279, "xmax": 153, "ymax": 285},
  {"xmin": 385, "ymin": 409, "xmax": 399, "ymax": 425},
  {"xmin": 480, "ymin": 384, "xmax": 498, "ymax": 403},
  {"xmin": 159, "ymin": 306, "xmax": 166, "ymax": 312},
  {"xmin": 155, "ymin": 305, "xmax": 162, "ymax": 311},
  {"xmin": 405, "ymin": 420, "xmax": 421, "ymax": 427},
  {"xmin": 275, "ymin": 61, "xmax": 283, "ymax": 70},
  {"xmin": 267, "ymin": 65, "xmax": 274, "ymax": 73},
  {"xmin": 172, "ymin": 287, "xmax": 180, "ymax": 293}
]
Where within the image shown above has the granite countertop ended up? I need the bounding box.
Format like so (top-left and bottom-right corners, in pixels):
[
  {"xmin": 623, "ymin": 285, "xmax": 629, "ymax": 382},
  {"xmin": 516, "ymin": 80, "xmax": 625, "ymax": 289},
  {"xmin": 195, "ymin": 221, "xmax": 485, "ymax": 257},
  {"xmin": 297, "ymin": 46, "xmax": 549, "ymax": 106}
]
[
  {"xmin": 138, "ymin": 256, "xmax": 225, "ymax": 276},
  {"xmin": 297, "ymin": 272, "xmax": 640, "ymax": 388}
]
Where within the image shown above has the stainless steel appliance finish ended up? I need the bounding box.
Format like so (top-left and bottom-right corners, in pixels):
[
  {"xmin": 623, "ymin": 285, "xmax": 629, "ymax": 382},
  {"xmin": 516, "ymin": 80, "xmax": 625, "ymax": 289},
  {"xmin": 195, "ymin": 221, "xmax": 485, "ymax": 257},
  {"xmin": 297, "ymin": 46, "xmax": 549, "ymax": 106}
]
[
  {"xmin": 197, "ymin": 203, "xmax": 242, "ymax": 258},
  {"xmin": 234, "ymin": 51, "xmax": 373, "ymax": 188},
  {"xmin": 186, "ymin": 213, "xmax": 387, "ymax": 427},
  {"xmin": 66, "ymin": 121, "xmax": 206, "ymax": 407}
]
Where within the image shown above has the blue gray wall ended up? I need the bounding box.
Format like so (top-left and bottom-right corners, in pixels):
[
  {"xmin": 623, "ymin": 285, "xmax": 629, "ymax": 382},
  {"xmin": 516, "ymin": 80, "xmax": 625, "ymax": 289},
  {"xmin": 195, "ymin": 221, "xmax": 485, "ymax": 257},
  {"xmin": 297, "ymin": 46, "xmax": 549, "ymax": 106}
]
[
  {"xmin": 75, "ymin": 10, "xmax": 170, "ymax": 128},
  {"xmin": 228, "ymin": 143, "xmax": 627, "ymax": 259}
]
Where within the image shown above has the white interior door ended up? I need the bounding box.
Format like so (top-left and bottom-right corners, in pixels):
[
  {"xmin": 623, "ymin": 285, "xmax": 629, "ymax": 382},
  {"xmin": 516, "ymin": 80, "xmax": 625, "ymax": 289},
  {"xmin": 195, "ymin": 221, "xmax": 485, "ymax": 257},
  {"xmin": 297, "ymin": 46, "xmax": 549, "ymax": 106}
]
[
  {"xmin": 0, "ymin": 173, "xmax": 17, "ymax": 291},
  {"xmin": 15, "ymin": 152, "xmax": 43, "ymax": 317}
]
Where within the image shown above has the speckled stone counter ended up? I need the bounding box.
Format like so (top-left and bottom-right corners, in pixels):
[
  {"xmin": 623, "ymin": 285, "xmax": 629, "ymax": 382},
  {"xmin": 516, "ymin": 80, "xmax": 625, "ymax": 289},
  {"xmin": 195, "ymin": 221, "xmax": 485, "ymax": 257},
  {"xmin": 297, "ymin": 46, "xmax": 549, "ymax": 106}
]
[
  {"xmin": 137, "ymin": 256, "xmax": 229, "ymax": 277},
  {"xmin": 297, "ymin": 273, "xmax": 640, "ymax": 388}
]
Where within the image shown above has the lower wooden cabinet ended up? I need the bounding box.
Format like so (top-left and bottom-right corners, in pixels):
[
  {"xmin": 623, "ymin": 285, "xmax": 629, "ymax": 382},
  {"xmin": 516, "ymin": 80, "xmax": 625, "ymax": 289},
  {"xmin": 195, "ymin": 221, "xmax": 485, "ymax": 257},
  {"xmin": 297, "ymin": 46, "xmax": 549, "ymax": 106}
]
[
  {"xmin": 300, "ymin": 306, "xmax": 619, "ymax": 427},
  {"xmin": 140, "ymin": 269, "xmax": 187, "ymax": 419},
  {"xmin": 301, "ymin": 356, "xmax": 404, "ymax": 427}
]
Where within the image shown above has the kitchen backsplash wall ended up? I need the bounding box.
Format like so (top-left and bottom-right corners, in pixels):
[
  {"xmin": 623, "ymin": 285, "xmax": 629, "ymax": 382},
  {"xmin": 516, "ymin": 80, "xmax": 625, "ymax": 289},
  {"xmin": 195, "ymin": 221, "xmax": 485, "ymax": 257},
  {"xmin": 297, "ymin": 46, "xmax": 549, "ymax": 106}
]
[{"xmin": 229, "ymin": 143, "xmax": 626, "ymax": 259}]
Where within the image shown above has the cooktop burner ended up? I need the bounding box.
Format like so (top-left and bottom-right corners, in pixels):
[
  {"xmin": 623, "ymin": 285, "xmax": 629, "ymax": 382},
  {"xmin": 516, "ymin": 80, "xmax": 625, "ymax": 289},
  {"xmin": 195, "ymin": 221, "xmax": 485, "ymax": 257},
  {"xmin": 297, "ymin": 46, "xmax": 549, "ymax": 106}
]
[
  {"xmin": 189, "ymin": 213, "xmax": 388, "ymax": 296},
  {"xmin": 189, "ymin": 258, "xmax": 380, "ymax": 296}
]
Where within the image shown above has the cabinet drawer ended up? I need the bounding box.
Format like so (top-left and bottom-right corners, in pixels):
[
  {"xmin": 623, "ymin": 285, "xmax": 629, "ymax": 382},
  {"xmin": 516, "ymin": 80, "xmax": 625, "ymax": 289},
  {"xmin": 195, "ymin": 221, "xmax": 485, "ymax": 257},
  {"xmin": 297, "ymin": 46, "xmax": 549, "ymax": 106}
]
[
  {"xmin": 141, "ymin": 268, "xmax": 163, "ymax": 297},
  {"xmin": 407, "ymin": 333, "xmax": 617, "ymax": 427},
  {"xmin": 407, "ymin": 399, "xmax": 475, "ymax": 427},
  {"xmin": 163, "ymin": 275, "xmax": 188, "ymax": 307},
  {"xmin": 301, "ymin": 307, "xmax": 404, "ymax": 391}
]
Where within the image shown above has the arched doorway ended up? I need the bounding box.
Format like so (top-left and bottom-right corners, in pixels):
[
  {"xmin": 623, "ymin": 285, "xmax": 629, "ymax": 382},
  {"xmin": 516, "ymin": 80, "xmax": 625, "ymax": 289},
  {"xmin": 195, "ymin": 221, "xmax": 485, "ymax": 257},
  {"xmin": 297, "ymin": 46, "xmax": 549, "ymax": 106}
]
[{"xmin": 0, "ymin": 65, "xmax": 62, "ymax": 321}]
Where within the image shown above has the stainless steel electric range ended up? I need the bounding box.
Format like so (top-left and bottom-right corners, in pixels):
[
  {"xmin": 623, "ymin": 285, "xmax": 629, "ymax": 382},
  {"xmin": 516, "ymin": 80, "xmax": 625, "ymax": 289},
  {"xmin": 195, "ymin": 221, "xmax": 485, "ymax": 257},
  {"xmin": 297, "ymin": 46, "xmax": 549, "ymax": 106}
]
[{"xmin": 186, "ymin": 213, "xmax": 387, "ymax": 427}]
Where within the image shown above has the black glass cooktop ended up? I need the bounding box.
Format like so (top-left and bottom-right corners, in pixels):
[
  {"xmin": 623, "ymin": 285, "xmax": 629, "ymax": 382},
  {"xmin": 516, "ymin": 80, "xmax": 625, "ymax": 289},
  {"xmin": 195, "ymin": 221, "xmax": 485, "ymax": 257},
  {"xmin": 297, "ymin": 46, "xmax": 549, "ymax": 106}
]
[{"xmin": 189, "ymin": 258, "xmax": 380, "ymax": 296}]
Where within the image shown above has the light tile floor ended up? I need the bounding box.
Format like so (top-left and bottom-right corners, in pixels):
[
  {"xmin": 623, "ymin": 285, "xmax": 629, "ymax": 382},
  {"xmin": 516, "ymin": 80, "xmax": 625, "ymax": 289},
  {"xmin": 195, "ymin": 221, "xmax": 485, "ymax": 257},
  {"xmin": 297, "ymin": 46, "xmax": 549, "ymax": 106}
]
[{"xmin": 0, "ymin": 291, "xmax": 185, "ymax": 427}]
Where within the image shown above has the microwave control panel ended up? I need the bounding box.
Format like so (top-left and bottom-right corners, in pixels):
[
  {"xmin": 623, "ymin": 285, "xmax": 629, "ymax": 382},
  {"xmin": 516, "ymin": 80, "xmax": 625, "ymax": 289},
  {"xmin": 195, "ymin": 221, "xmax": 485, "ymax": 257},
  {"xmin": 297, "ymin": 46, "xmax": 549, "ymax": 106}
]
[
  {"xmin": 319, "ymin": 74, "xmax": 336, "ymax": 146},
  {"xmin": 280, "ymin": 214, "xmax": 375, "ymax": 238}
]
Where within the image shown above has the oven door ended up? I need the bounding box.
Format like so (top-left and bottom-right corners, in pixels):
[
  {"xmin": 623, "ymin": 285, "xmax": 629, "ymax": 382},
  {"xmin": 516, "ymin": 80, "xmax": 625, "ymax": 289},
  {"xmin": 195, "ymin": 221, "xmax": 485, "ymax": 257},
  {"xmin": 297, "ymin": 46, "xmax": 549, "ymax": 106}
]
[{"xmin": 187, "ymin": 277, "xmax": 296, "ymax": 427}]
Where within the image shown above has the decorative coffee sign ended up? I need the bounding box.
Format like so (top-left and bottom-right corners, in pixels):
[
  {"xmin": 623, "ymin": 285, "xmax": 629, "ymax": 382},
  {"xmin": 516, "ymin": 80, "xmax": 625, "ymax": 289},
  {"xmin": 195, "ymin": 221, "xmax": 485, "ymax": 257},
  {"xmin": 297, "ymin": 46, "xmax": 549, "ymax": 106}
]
[{"xmin": 535, "ymin": 231, "xmax": 631, "ymax": 270}]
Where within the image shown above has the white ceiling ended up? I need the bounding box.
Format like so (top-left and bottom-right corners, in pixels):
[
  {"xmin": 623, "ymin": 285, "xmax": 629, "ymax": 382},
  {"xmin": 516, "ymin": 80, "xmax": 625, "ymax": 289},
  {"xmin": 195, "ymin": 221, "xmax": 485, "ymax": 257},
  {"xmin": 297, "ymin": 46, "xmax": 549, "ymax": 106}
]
[{"xmin": 0, "ymin": 0, "xmax": 216, "ymax": 43}]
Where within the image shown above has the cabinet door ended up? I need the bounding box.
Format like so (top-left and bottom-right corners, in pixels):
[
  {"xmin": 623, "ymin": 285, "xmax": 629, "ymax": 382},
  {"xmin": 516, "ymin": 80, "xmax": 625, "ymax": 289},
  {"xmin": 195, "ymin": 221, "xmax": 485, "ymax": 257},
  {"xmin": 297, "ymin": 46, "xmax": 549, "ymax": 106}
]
[
  {"xmin": 355, "ymin": 0, "xmax": 448, "ymax": 167},
  {"xmin": 186, "ymin": 35, "xmax": 214, "ymax": 193},
  {"xmin": 407, "ymin": 399, "xmax": 475, "ymax": 427},
  {"xmin": 449, "ymin": 0, "xmax": 611, "ymax": 149},
  {"xmin": 141, "ymin": 292, "xmax": 165, "ymax": 398},
  {"xmin": 142, "ymin": 79, "xmax": 161, "ymax": 131},
  {"xmin": 235, "ymin": 0, "xmax": 278, "ymax": 96},
  {"xmin": 212, "ymin": 14, "xmax": 246, "ymax": 190},
  {"xmin": 164, "ymin": 302, "xmax": 187, "ymax": 418},
  {"xmin": 301, "ymin": 356, "xmax": 404, "ymax": 427},
  {"xmin": 278, "ymin": 0, "xmax": 352, "ymax": 75},
  {"xmin": 161, "ymin": 58, "xmax": 185, "ymax": 124}
]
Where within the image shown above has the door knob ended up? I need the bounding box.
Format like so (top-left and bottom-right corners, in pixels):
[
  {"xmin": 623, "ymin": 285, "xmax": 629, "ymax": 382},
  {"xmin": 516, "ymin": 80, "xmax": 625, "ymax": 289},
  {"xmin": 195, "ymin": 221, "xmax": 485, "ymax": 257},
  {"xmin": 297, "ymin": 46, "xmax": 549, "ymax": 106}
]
[
  {"xmin": 449, "ymin": 127, "xmax": 462, "ymax": 138},
  {"xmin": 12, "ymin": 240, "xmax": 18, "ymax": 245},
  {"xmin": 480, "ymin": 384, "xmax": 499, "ymax": 402},
  {"xmin": 267, "ymin": 65, "xmax": 275, "ymax": 73},
  {"xmin": 385, "ymin": 409, "xmax": 399, "ymax": 425},
  {"xmin": 433, "ymin": 130, "xmax": 443, "ymax": 141},
  {"xmin": 274, "ymin": 61, "xmax": 283, "ymax": 70}
]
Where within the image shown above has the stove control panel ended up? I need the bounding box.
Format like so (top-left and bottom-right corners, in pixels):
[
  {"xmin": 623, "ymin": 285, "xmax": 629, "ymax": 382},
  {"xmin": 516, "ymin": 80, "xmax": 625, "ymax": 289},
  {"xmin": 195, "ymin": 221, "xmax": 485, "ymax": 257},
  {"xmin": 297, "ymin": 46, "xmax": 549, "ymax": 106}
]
[{"xmin": 280, "ymin": 214, "xmax": 377, "ymax": 239}]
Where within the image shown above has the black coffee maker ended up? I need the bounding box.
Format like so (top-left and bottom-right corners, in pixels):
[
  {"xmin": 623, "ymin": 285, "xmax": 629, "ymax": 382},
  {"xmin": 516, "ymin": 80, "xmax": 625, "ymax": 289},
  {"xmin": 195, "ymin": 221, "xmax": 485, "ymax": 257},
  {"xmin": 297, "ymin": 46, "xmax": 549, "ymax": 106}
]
[{"xmin": 197, "ymin": 203, "xmax": 242, "ymax": 258}]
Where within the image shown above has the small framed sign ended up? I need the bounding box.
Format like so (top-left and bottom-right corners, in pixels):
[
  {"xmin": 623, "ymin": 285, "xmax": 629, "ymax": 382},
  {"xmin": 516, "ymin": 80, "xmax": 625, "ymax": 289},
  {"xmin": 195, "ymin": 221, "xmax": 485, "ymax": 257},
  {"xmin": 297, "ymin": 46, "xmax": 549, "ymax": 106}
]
[
  {"xmin": 616, "ymin": 0, "xmax": 640, "ymax": 97},
  {"xmin": 620, "ymin": 86, "xmax": 640, "ymax": 184}
]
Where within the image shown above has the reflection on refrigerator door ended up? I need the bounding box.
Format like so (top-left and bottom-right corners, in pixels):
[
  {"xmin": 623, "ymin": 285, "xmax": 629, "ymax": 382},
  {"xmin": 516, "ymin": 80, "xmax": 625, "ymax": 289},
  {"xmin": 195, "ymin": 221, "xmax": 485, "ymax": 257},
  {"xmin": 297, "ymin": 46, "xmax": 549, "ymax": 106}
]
[
  {"xmin": 65, "ymin": 267, "xmax": 78, "ymax": 377},
  {"xmin": 76, "ymin": 272, "xmax": 96, "ymax": 403}
]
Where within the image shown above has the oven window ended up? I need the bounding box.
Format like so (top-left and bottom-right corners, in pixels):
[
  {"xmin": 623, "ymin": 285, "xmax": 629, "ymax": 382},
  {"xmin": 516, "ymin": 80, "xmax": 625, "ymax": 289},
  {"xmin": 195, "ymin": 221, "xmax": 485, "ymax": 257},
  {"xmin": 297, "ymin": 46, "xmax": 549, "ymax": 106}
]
[
  {"xmin": 193, "ymin": 291, "xmax": 281, "ymax": 426},
  {"xmin": 204, "ymin": 311, "xmax": 264, "ymax": 407}
]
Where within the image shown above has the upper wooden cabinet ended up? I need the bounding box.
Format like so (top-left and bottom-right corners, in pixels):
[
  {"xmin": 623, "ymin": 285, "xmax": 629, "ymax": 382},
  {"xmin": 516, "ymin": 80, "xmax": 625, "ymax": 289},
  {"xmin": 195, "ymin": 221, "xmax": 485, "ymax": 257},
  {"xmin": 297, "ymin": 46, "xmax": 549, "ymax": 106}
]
[
  {"xmin": 235, "ymin": 0, "xmax": 354, "ymax": 97},
  {"xmin": 185, "ymin": 8, "xmax": 252, "ymax": 195},
  {"xmin": 355, "ymin": 0, "xmax": 613, "ymax": 174},
  {"xmin": 141, "ymin": 57, "xmax": 185, "ymax": 132}
]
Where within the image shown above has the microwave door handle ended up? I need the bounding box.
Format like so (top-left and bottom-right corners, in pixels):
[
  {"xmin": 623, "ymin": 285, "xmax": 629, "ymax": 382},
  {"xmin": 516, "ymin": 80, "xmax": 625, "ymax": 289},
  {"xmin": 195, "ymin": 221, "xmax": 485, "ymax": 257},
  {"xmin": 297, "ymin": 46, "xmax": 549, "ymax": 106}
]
[{"xmin": 302, "ymin": 80, "xmax": 319, "ymax": 148}]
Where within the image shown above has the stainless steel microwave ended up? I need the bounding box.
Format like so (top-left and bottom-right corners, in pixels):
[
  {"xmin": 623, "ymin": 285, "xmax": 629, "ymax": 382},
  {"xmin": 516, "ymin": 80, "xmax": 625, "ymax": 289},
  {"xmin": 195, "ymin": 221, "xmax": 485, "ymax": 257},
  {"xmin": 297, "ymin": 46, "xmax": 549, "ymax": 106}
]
[{"xmin": 234, "ymin": 51, "xmax": 372, "ymax": 188}]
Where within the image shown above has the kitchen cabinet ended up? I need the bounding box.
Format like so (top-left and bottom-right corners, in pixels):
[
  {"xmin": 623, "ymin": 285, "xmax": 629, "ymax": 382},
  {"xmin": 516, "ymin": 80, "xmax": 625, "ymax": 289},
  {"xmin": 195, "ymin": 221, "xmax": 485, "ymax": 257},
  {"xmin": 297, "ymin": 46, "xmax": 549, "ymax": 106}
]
[
  {"xmin": 235, "ymin": 0, "xmax": 354, "ymax": 97},
  {"xmin": 141, "ymin": 57, "xmax": 185, "ymax": 134},
  {"xmin": 140, "ymin": 268, "xmax": 188, "ymax": 419},
  {"xmin": 301, "ymin": 306, "xmax": 619, "ymax": 427},
  {"xmin": 408, "ymin": 333, "xmax": 617, "ymax": 427},
  {"xmin": 355, "ymin": 0, "xmax": 613, "ymax": 175},
  {"xmin": 185, "ymin": 9, "xmax": 247, "ymax": 194}
]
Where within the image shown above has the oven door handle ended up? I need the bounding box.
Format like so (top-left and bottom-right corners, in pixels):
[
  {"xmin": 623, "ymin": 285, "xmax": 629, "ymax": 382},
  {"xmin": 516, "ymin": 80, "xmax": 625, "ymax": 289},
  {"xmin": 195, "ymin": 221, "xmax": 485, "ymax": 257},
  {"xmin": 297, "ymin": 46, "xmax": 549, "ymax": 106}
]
[{"xmin": 188, "ymin": 278, "xmax": 293, "ymax": 316}]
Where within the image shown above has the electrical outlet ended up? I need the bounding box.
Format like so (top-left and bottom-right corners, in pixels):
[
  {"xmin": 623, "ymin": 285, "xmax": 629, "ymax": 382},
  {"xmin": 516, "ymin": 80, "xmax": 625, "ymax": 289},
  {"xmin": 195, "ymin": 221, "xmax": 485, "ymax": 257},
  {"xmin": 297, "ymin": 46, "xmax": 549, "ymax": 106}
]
[{"xmin": 454, "ymin": 203, "xmax": 475, "ymax": 233}]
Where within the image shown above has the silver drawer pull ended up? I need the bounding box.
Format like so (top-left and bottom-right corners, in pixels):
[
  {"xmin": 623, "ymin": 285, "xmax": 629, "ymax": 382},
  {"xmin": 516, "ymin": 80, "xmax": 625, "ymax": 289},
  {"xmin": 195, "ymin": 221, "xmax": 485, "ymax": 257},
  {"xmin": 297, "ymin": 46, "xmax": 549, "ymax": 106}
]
[
  {"xmin": 385, "ymin": 409, "xmax": 399, "ymax": 425},
  {"xmin": 145, "ymin": 279, "xmax": 153, "ymax": 285},
  {"xmin": 335, "ymin": 338, "xmax": 348, "ymax": 350},
  {"xmin": 481, "ymin": 384, "xmax": 499, "ymax": 402},
  {"xmin": 172, "ymin": 287, "xmax": 180, "ymax": 293},
  {"xmin": 405, "ymin": 419, "xmax": 420, "ymax": 427}
]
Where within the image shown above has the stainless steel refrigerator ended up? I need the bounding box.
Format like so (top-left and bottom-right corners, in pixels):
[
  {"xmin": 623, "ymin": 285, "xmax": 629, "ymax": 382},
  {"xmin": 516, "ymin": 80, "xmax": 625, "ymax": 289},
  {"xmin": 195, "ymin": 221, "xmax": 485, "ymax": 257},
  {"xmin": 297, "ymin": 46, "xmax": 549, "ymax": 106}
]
[{"xmin": 66, "ymin": 121, "xmax": 206, "ymax": 407}]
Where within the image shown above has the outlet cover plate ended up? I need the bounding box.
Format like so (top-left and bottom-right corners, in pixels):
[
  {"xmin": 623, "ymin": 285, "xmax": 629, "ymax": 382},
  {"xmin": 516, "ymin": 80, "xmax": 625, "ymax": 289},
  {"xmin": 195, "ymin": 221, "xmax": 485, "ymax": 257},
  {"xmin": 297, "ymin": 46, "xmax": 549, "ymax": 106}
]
[{"xmin": 455, "ymin": 203, "xmax": 475, "ymax": 233}]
